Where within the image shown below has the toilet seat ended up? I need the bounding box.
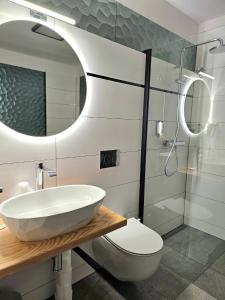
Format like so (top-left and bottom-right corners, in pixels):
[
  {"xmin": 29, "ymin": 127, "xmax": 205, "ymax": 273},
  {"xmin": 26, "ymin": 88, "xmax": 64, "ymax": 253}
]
[{"xmin": 104, "ymin": 218, "xmax": 163, "ymax": 256}]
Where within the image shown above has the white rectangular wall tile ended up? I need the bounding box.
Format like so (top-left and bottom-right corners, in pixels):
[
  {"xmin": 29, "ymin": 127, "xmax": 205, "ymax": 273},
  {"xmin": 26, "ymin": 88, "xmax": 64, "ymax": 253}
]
[
  {"xmin": 46, "ymin": 88, "xmax": 75, "ymax": 106},
  {"xmin": 0, "ymin": 48, "xmax": 45, "ymax": 71},
  {"xmin": 55, "ymin": 20, "xmax": 146, "ymax": 85},
  {"xmin": 47, "ymin": 103, "xmax": 75, "ymax": 119},
  {"xmin": 210, "ymin": 99, "xmax": 225, "ymax": 123},
  {"xmin": 189, "ymin": 148, "xmax": 225, "ymax": 177},
  {"xmin": 104, "ymin": 181, "xmax": 139, "ymax": 217},
  {"xmin": 0, "ymin": 133, "xmax": 56, "ymax": 164},
  {"xmin": 145, "ymin": 173, "xmax": 186, "ymax": 206},
  {"xmin": 146, "ymin": 149, "xmax": 165, "ymax": 178},
  {"xmin": 147, "ymin": 121, "xmax": 189, "ymax": 150},
  {"xmin": 184, "ymin": 216, "xmax": 225, "ymax": 240},
  {"xmin": 164, "ymin": 93, "xmax": 178, "ymax": 122},
  {"xmin": 154, "ymin": 216, "xmax": 184, "ymax": 236},
  {"xmin": 46, "ymin": 72, "xmax": 76, "ymax": 92},
  {"xmin": 166, "ymin": 63, "xmax": 179, "ymax": 92},
  {"xmin": 146, "ymin": 147, "xmax": 188, "ymax": 178},
  {"xmin": 0, "ymin": 160, "xmax": 56, "ymax": 203},
  {"xmin": 82, "ymin": 77, "xmax": 144, "ymax": 120},
  {"xmin": 47, "ymin": 118, "xmax": 75, "ymax": 136},
  {"xmin": 151, "ymin": 57, "xmax": 168, "ymax": 90},
  {"xmin": 189, "ymin": 123, "xmax": 225, "ymax": 149},
  {"xmin": 144, "ymin": 193, "xmax": 185, "ymax": 229},
  {"xmin": 185, "ymin": 193, "xmax": 225, "ymax": 231},
  {"xmin": 57, "ymin": 151, "xmax": 140, "ymax": 189},
  {"xmin": 186, "ymin": 172, "xmax": 225, "ymax": 205},
  {"xmin": 56, "ymin": 118, "xmax": 142, "ymax": 158},
  {"xmin": 148, "ymin": 90, "xmax": 165, "ymax": 121}
]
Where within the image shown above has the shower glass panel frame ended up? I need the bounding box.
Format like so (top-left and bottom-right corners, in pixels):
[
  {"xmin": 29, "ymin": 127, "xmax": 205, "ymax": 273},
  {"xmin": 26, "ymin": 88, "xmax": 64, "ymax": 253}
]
[{"xmin": 143, "ymin": 31, "xmax": 225, "ymax": 241}]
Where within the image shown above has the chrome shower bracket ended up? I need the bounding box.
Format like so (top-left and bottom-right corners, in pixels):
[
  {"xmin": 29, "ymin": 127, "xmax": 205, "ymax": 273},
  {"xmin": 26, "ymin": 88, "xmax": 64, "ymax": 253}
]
[{"xmin": 163, "ymin": 139, "xmax": 185, "ymax": 148}]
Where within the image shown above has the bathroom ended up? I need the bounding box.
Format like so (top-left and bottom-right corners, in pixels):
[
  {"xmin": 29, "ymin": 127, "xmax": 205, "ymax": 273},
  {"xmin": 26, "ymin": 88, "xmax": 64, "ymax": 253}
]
[{"xmin": 0, "ymin": 0, "xmax": 225, "ymax": 299}]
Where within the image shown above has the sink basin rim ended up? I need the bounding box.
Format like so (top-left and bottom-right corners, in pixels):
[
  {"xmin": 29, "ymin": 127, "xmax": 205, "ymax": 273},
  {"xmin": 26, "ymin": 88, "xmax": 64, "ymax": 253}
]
[{"xmin": 0, "ymin": 185, "xmax": 106, "ymax": 220}]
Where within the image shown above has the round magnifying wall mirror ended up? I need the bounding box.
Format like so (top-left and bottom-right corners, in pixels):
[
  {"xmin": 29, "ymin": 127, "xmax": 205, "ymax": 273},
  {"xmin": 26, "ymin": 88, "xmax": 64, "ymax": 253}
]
[
  {"xmin": 0, "ymin": 20, "xmax": 86, "ymax": 137},
  {"xmin": 180, "ymin": 78, "xmax": 211, "ymax": 136}
]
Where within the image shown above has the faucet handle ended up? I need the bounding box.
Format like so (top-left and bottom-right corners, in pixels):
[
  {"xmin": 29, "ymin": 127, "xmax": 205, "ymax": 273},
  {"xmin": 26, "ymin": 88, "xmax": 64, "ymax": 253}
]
[
  {"xmin": 38, "ymin": 162, "xmax": 44, "ymax": 170},
  {"xmin": 0, "ymin": 187, "xmax": 3, "ymax": 193},
  {"xmin": 37, "ymin": 163, "xmax": 57, "ymax": 176},
  {"xmin": 47, "ymin": 170, "xmax": 57, "ymax": 178}
]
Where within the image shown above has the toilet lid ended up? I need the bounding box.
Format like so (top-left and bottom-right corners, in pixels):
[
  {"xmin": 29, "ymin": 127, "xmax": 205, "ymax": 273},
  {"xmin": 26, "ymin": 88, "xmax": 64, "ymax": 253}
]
[{"xmin": 105, "ymin": 218, "xmax": 163, "ymax": 255}]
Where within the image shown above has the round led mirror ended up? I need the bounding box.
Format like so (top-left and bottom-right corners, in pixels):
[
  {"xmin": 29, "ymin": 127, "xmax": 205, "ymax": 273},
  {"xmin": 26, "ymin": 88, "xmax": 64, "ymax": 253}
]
[
  {"xmin": 0, "ymin": 20, "xmax": 86, "ymax": 137},
  {"xmin": 179, "ymin": 78, "xmax": 211, "ymax": 136}
]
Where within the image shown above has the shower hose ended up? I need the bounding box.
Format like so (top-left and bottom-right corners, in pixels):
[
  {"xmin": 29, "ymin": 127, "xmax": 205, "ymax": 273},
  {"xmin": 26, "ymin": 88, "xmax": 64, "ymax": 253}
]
[{"xmin": 164, "ymin": 87, "xmax": 181, "ymax": 177}]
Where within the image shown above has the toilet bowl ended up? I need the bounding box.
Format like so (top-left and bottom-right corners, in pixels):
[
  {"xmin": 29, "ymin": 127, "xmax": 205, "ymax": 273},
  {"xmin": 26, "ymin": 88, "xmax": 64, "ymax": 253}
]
[{"xmin": 92, "ymin": 218, "xmax": 163, "ymax": 281}]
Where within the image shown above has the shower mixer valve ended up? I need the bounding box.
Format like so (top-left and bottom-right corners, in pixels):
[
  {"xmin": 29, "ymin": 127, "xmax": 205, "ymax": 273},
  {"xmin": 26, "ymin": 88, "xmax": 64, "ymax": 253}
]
[{"xmin": 163, "ymin": 139, "xmax": 185, "ymax": 148}]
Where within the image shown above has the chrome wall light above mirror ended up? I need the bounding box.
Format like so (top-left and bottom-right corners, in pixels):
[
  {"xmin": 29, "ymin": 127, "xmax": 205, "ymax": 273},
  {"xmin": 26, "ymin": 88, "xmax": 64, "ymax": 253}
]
[
  {"xmin": 0, "ymin": 20, "xmax": 87, "ymax": 137},
  {"xmin": 179, "ymin": 77, "xmax": 212, "ymax": 136},
  {"xmin": 9, "ymin": 0, "xmax": 76, "ymax": 25}
]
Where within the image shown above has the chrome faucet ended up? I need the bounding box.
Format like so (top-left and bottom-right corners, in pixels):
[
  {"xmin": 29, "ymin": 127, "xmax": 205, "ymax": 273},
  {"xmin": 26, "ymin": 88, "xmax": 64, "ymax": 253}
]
[{"xmin": 36, "ymin": 163, "xmax": 57, "ymax": 190}]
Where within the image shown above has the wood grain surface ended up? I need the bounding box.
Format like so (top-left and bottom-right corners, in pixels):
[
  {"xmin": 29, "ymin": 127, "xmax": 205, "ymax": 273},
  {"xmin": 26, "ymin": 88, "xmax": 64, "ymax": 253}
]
[{"xmin": 0, "ymin": 206, "xmax": 126, "ymax": 278}]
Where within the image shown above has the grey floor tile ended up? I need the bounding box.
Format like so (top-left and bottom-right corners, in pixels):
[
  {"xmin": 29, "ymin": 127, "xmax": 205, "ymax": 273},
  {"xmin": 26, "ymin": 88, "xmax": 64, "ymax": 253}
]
[
  {"xmin": 211, "ymin": 252, "xmax": 225, "ymax": 276},
  {"xmin": 147, "ymin": 265, "xmax": 189, "ymax": 300},
  {"xmin": 164, "ymin": 227, "xmax": 207, "ymax": 254},
  {"xmin": 73, "ymin": 272, "xmax": 125, "ymax": 300},
  {"xmin": 100, "ymin": 272, "xmax": 167, "ymax": 300},
  {"xmin": 161, "ymin": 245, "xmax": 172, "ymax": 255},
  {"xmin": 47, "ymin": 272, "xmax": 125, "ymax": 300},
  {"xmin": 165, "ymin": 226, "xmax": 225, "ymax": 266},
  {"xmin": 141, "ymin": 288, "xmax": 168, "ymax": 300},
  {"xmin": 161, "ymin": 248, "xmax": 206, "ymax": 282},
  {"xmin": 176, "ymin": 284, "xmax": 217, "ymax": 300},
  {"xmin": 186, "ymin": 236, "xmax": 225, "ymax": 266},
  {"xmin": 195, "ymin": 268, "xmax": 225, "ymax": 300},
  {"xmin": 0, "ymin": 291, "xmax": 22, "ymax": 300},
  {"xmin": 140, "ymin": 288, "xmax": 168, "ymax": 300},
  {"xmin": 112, "ymin": 282, "xmax": 167, "ymax": 300}
]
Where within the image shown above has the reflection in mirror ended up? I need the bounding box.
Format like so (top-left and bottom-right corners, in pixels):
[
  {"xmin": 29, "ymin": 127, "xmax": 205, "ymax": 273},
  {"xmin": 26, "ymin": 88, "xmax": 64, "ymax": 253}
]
[
  {"xmin": 184, "ymin": 79, "xmax": 211, "ymax": 135},
  {"xmin": 0, "ymin": 21, "xmax": 86, "ymax": 137}
]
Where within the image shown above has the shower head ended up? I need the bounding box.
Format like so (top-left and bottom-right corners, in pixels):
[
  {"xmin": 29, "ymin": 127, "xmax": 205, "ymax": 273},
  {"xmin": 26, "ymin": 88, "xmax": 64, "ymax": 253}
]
[
  {"xmin": 209, "ymin": 44, "xmax": 225, "ymax": 54},
  {"xmin": 178, "ymin": 38, "xmax": 223, "ymax": 84}
]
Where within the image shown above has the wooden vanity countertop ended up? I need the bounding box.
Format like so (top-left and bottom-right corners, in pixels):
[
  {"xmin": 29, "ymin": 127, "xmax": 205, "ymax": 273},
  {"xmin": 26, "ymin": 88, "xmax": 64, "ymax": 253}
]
[{"xmin": 0, "ymin": 206, "xmax": 126, "ymax": 279}]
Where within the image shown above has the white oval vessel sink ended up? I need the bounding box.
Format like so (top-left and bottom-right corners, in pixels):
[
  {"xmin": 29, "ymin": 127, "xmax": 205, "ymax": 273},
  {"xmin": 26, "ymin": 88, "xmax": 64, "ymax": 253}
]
[{"xmin": 0, "ymin": 185, "xmax": 106, "ymax": 241}]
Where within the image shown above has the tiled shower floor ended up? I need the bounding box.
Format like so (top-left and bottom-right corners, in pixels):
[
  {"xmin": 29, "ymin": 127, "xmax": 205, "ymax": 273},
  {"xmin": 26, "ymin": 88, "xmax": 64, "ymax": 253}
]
[{"xmin": 50, "ymin": 226, "xmax": 225, "ymax": 300}]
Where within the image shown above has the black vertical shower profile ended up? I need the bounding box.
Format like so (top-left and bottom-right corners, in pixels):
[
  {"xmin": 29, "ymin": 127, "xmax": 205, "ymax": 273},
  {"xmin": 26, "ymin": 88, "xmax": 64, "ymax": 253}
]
[{"xmin": 139, "ymin": 49, "xmax": 152, "ymax": 223}]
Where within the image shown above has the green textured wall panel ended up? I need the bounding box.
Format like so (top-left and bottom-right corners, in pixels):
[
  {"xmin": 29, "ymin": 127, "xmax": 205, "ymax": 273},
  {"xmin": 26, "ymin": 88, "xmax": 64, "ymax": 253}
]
[
  {"xmin": 28, "ymin": 0, "xmax": 196, "ymax": 70},
  {"xmin": 0, "ymin": 63, "xmax": 46, "ymax": 136}
]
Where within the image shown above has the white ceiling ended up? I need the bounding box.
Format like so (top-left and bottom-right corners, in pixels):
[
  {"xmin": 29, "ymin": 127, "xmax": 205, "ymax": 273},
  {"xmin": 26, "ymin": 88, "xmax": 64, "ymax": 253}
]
[{"xmin": 165, "ymin": 0, "xmax": 225, "ymax": 23}]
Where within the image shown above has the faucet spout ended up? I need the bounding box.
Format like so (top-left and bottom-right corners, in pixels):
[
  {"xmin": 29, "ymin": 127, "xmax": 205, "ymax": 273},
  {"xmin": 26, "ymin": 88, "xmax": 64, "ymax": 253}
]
[{"xmin": 36, "ymin": 163, "xmax": 57, "ymax": 190}]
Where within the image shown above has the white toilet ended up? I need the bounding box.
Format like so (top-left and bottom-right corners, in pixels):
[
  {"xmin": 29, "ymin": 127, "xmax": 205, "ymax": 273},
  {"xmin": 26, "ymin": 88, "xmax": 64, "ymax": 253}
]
[{"xmin": 92, "ymin": 218, "xmax": 163, "ymax": 281}]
